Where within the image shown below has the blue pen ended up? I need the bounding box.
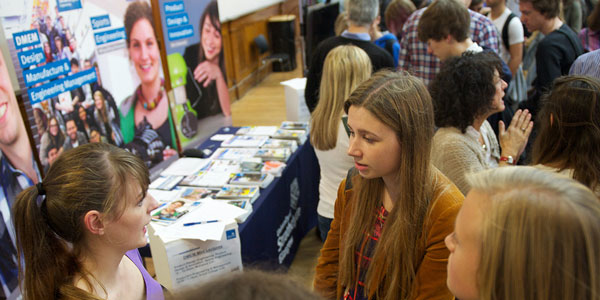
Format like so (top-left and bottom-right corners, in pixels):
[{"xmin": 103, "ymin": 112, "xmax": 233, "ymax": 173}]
[{"xmin": 183, "ymin": 220, "xmax": 220, "ymax": 226}]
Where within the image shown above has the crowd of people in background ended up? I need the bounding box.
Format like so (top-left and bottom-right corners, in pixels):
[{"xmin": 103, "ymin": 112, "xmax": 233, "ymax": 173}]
[{"xmin": 307, "ymin": 0, "xmax": 600, "ymax": 299}]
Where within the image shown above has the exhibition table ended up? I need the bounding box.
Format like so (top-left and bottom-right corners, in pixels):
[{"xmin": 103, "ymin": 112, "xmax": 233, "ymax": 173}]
[{"xmin": 197, "ymin": 126, "xmax": 320, "ymax": 268}]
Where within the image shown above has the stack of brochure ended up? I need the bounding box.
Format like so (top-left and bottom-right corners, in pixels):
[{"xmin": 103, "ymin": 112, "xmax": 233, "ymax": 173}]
[
  {"xmin": 221, "ymin": 135, "xmax": 269, "ymax": 148},
  {"xmin": 254, "ymin": 148, "xmax": 292, "ymax": 162},
  {"xmin": 216, "ymin": 186, "xmax": 260, "ymax": 203},
  {"xmin": 228, "ymin": 172, "xmax": 274, "ymax": 188},
  {"xmin": 261, "ymin": 139, "xmax": 298, "ymax": 152},
  {"xmin": 151, "ymin": 198, "xmax": 201, "ymax": 225},
  {"xmin": 280, "ymin": 121, "xmax": 309, "ymax": 131},
  {"xmin": 235, "ymin": 126, "xmax": 279, "ymax": 136},
  {"xmin": 179, "ymin": 171, "xmax": 232, "ymax": 188},
  {"xmin": 151, "ymin": 121, "xmax": 306, "ymax": 225},
  {"xmin": 272, "ymin": 129, "xmax": 308, "ymax": 144},
  {"xmin": 210, "ymin": 148, "xmax": 259, "ymax": 161}
]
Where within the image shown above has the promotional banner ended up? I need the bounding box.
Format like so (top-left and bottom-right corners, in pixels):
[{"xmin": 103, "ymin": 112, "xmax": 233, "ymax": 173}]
[
  {"xmin": 157, "ymin": 0, "xmax": 231, "ymax": 147},
  {"xmin": 0, "ymin": 0, "xmax": 180, "ymax": 174},
  {"xmin": 0, "ymin": 47, "xmax": 41, "ymax": 300}
]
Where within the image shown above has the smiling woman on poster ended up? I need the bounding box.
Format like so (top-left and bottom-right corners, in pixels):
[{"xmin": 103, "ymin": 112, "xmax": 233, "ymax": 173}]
[
  {"xmin": 121, "ymin": 1, "xmax": 176, "ymax": 167},
  {"xmin": 183, "ymin": 0, "xmax": 231, "ymax": 119}
]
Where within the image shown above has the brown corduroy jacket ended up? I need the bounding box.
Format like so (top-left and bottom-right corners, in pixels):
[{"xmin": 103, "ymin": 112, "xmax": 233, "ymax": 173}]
[{"xmin": 314, "ymin": 171, "xmax": 464, "ymax": 300}]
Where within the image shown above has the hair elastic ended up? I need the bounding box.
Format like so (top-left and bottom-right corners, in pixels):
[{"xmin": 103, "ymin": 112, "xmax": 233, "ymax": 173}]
[
  {"xmin": 36, "ymin": 182, "xmax": 45, "ymax": 195},
  {"xmin": 35, "ymin": 182, "xmax": 46, "ymax": 208}
]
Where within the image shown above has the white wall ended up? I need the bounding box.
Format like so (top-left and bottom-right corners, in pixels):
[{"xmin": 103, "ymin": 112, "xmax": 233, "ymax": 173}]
[{"xmin": 218, "ymin": 0, "xmax": 285, "ymax": 22}]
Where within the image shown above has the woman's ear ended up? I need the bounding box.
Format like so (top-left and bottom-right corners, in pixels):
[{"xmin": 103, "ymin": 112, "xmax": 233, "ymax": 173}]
[{"xmin": 83, "ymin": 210, "xmax": 105, "ymax": 235}]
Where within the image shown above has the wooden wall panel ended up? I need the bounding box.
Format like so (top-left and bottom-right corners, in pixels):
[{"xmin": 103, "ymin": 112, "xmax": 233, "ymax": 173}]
[{"xmin": 221, "ymin": 0, "xmax": 302, "ymax": 101}]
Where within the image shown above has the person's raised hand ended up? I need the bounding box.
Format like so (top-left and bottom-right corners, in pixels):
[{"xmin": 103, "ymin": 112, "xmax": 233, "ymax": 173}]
[{"xmin": 499, "ymin": 109, "xmax": 533, "ymax": 159}]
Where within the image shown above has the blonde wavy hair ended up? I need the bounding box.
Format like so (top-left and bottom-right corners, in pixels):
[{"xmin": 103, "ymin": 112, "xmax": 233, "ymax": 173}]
[
  {"xmin": 310, "ymin": 45, "xmax": 372, "ymax": 150},
  {"xmin": 467, "ymin": 166, "xmax": 600, "ymax": 300}
]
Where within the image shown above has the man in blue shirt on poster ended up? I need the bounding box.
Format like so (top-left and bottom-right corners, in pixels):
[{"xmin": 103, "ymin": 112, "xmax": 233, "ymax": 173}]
[{"xmin": 0, "ymin": 49, "xmax": 41, "ymax": 299}]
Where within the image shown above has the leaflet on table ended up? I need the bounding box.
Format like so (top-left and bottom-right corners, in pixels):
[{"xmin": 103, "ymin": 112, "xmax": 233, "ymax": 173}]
[
  {"xmin": 178, "ymin": 186, "xmax": 220, "ymax": 201},
  {"xmin": 201, "ymin": 159, "xmax": 241, "ymax": 173},
  {"xmin": 221, "ymin": 135, "xmax": 269, "ymax": 148},
  {"xmin": 262, "ymin": 161, "xmax": 286, "ymax": 177},
  {"xmin": 280, "ymin": 121, "xmax": 309, "ymax": 131},
  {"xmin": 160, "ymin": 157, "xmax": 210, "ymax": 176},
  {"xmin": 262, "ymin": 139, "xmax": 298, "ymax": 152},
  {"xmin": 216, "ymin": 186, "xmax": 260, "ymax": 203},
  {"xmin": 179, "ymin": 171, "xmax": 231, "ymax": 187},
  {"xmin": 228, "ymin": 172, "xmax": 274, "ymax": 188},
  {"xmin": 254, "ymin": 148, "xmax": 292, "ymax": 162},
  {"xmin": 235, "ymin": 126, "xmax": 279, "ymax": 136},
  {"xmin": 210, "ymin": 147, "xmax": 259, "ymax": 161},
  {"xmin": 150, "ymin": 175, "xmax": 184, "ymax": 190},
  {"xmin": 151, "ymin": 198, "xmax": 201, "ymax": 225},
  {"xmin": 148, "ymin": 188, "xmax": 184, "ymax": 203},
  {"xmin": 209, "ymin": 134, "xmax": 234, "ymax": 141},
  {"xmin": 151, "ymin": 200, "xmax": 249, "ymax": 241},
  {"xmin": 240, "ymin": 158, "xmax": 263, "ymax": 173},
  {"xmin": 272, "ymin": 129, "xmax": 308, "ymax": 144},
  {"xmin": 226, "ymin": 199, "xmax": 252, "ymax": 210}
]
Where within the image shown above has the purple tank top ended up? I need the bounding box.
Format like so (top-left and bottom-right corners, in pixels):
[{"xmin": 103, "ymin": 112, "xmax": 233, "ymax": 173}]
[{"xmin": 125, "ymin": 249, "xmax": 165, "ymax": 300}]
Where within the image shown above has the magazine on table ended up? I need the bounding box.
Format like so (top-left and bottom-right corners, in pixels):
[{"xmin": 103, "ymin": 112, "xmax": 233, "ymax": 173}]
[
  {"xmin": 254, "ymin": 148, "xmax": 292, "ymax": 162},
  {"xmin": 240, "ymin": 158, "xmax": 263, "ymax": 173},
  {"xmin": 280, "ymin": 121, "xmax": 309, "ymax": 130},
  {"xmin": 216, "ymin": 186, "xmax": 260, "ymax": 203},
  {"xmin": 149, "ymin": 175, "xmax": 184, "ymax": 191},
  {"xmin": 151, "ymin": 198, "xmax": 201, "ymax": 225},
  {"xmin": 272, "ymin": 129, "xmax": 307, "ymax": 144},
  {"xmin": 160, "ymin": 158, "xmax": 210, "ymax": 176},
  {"xmin": 262, "ymin": 139, "xmax": 298, "ymax": 152},
  {"xmin": 177, "ymin": 187, "xmax": 220, "ymax": 201},
  {"xmin": 210, "ymin": 148, "xmax": 259, "ymax": 161},
  {"xmin": 201, "ymin": 160, "xmax": 241, "ymax": 173},
  {"xmin": 235, "ymin": 126, "xmax": 279, "ymax": 136},
  {"xmin": 228, "ymin": 172, "xmax": 274, "ymax": 188},
  {"xmin": 262, "ymin": 160, "xmax": 286, "ymax": 177},
  {"xmin": 179, "ymin": 171, "xmax": 232, "ymax": 188},
  {"xmin": 221, "ymin": 135, "xmax": 269, "ymax": 148}
]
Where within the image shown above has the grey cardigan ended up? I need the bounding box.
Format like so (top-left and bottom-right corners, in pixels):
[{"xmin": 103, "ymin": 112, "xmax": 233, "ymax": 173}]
[{"xmin": 431, "ymin": 121, "xmax": 500, "ymax": 195}]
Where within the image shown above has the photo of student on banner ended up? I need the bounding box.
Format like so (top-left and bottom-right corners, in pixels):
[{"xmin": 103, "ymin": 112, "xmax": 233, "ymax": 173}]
[
  {"xmin": 120, "ymin": 1, "xmax": 177, "ymax": 168},
  {"xmin": 183, "ymin": 0, "xmax": 231, "ymax": 119},
  {"xmin": 0, "ymin": 50, "xmax": 41, "ymax": 300}
]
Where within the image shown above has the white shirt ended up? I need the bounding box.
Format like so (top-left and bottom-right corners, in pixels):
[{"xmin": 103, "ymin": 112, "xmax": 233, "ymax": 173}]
[
  {"xmin": 314, "ymin": 121, "xmax": 354, "ymax": 219},
  {"xmin": 491, "ymin": 8, "xmax": 524, "ymax": 64}
]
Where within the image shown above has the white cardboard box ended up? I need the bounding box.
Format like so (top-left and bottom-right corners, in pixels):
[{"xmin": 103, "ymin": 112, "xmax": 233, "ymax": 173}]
[
  {"xmin": 148, "ymin": 222, "xmax": 243, "ymax": 291},
  {"xmin": 280, "ymin": 78, "xmax": 310, "ymax": 122}
]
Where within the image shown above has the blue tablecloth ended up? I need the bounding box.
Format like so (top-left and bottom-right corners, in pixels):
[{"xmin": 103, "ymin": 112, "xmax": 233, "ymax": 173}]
[{"xmin": 198, "ymin": 126, "xmax": 320, "ymax": 268}]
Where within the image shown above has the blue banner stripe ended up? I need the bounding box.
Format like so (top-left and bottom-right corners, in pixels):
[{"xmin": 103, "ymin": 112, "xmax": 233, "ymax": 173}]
[
  {"xmin": 167, "ymin": 25, "xmax": 194, "ymax": 41},
  {"xmin": 13, "ymin": 30, "xmax": 41, "ymax": 50},
  {"xmin": 22, "ymin": 59, "xmax": 71, "ymax": 87},
  {"xmin": 28, "ymin": 68, "xmax": 97, "ymax": 104},
  {"xmin": 17, "ymin": 48, "xmax": 46, "ymax": 69}
]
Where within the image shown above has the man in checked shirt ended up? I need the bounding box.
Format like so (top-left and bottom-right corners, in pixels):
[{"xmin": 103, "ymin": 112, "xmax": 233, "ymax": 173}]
[{"xmin": 399, "ymin": 0, "xmax": 499, "ymax": 86}]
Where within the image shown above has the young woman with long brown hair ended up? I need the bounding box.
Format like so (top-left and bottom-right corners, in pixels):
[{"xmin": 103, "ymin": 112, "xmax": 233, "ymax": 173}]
[
  {"xmin": 13, "ymin": 143, "xmax": 163, "ymax": 300},
  {"xmin": 314, "ymin": 70, "xmax": 464, "ymax": 300}
]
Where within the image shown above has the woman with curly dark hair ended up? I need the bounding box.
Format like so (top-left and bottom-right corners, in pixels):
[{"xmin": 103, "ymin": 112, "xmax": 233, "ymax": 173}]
[{"xmin": 429, "ymin": 52, "xmax": 533, "ymax": 194}]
